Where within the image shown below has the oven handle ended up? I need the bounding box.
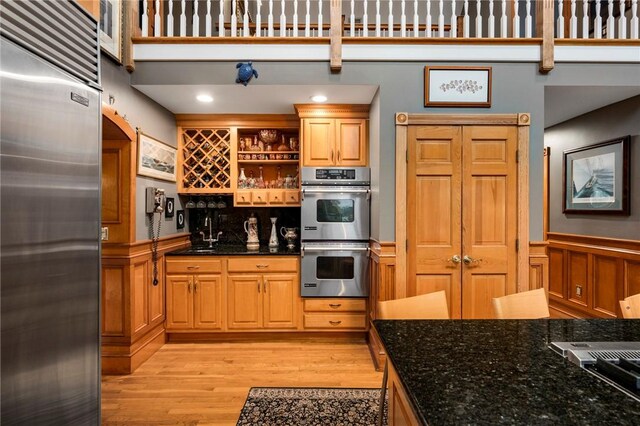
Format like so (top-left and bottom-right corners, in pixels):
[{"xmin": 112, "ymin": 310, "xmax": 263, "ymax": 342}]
[
  {"xmin": 301, "ymin": 188, "xmax": 370, "ymax": 201},
  {"xmin": 301, "ymin": 246, "xmax": 370, "ymax": 257}
]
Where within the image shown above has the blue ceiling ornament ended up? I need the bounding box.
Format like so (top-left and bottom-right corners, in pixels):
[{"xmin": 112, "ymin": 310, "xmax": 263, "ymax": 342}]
[{"xmin": 236, "ymin": 61, "xmax": 258, "ymax": 86}]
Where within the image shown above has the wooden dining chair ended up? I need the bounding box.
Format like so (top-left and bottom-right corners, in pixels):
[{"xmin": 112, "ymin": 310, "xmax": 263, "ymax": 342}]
[
  {"xmin": 376, "ymin": 291, "xmax": 450, "ymax": 426},
  {"xmin": 492, "ymin": 288, "xmax": 550, "ymax": 319},
  {"xmin": 620, "ymin": 293, "xmax": 640, "ymax": 319}
]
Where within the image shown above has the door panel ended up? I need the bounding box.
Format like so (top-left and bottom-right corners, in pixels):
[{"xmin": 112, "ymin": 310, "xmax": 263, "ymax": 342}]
[
  {"xmin": 263, "ymin": 274, "xmax": 298, "ymax": 329},
  {"xmin": 149, "ymin": 258, "xmax": 164, "ymax": 324},
  {"xmin": 194, "ymin": 275, "xmax": 222, "ymax": 329},
  {"xmin": 462, "ymin": 126, "xmax": 517, "ymax": 318},
  {"xmin": 336, "ymin": 119, "xmax": 367, "ymax": 166},
  {"xmin": 408, "ymin": 123, "xmax": 519, "ymax": 319},
  {"xmin": 303, "ymin": 118, "xmax": 335, "ymax": 166},
  {"xmin": 227, "ymin": 275, "xmax": 262, "ymax": 329},
  {"xmin": 407, "ymin": 125, "xmax": 462, "ymax": 318},
  {"xmin": 166, "ymin": 275, "xmax": 193, "ymax": 329}
]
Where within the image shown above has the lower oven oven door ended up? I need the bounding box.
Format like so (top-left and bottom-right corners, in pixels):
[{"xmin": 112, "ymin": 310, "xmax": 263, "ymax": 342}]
[
  {"xmin": 301, "ymin": 242, "xmax": 370, "ymax": 297},
  {"xmin": 301, "ymin": 186, "xmax": 370, "ymax": 241}
]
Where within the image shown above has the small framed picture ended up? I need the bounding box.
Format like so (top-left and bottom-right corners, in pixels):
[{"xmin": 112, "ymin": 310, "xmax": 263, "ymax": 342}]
[
  {"xmin": 424, "ymin": 66, "xmax": 492, "ymax": 107},
  {"xmin": 165, "ymin": 197, "xmax": 175, "ymax": 218},
  {"xmin": 137, "ymin": 131, "xmax": 177, "ymax": 182},
  {"xmin": 563, "ymin": 136, "xmax": 630, "ymax": 215},
  {"xmin": 99, "ymin": 0, "xmax": 122, "ymax": 63},
  {"xmin": 176, "ymin": 210, "xmax": 185, "ymax": 229}
]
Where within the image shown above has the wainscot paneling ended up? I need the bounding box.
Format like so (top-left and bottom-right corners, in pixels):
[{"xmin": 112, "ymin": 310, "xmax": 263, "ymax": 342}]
[
  {"xmin": 528, "ymin": 241, "xmax": 549, "ymax": 293},
  {"xmin": 547, "ymin": 233, "xmax": 640, "ymax": 319},
  {"xmin": 101, "ymin": 233, "xmax": 189, "ymax": 374},
  {"xmin": 368, "ymin": 240, "xmax": 396, "ymax": 371}
]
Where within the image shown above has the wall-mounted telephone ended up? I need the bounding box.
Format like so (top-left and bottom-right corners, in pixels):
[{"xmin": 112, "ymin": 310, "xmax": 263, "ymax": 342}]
[
  {"xmin": 146, "ymin": 187, "xmax": 166, "ymax": 214},
  {"xmin": 146, "ymin": 187, "xmax": 165, "ymax": 286}
]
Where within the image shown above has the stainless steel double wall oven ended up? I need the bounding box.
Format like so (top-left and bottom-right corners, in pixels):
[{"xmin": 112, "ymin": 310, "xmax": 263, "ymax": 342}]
[{"xmin": 300, "ymin": 167, "xmax": 370, "ymax": 297}]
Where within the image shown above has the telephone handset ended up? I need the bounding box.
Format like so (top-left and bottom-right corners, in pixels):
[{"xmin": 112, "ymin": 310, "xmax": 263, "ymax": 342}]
[
  {"xmin": 146, "ymin": 187, "xmax": 165, "ymax": 286},
  {"xmin": 146, "ymin": 187, "xmax": 166, "ymax": 213}
]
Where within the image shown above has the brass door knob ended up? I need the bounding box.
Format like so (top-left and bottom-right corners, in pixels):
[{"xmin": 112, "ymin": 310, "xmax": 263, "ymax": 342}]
[
  {"xmin": 447, "ymin": 255, "xmax": 462, "ymax": 264},
  {"xmin": 463, "ymin": 255, "xmax": 482, "ymax": 265}
]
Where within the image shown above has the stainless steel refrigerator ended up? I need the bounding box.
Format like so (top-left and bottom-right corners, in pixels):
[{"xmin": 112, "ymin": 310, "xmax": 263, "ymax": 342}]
[{"xmin": 1, "ymin": 1, "xmax": 101, "ymax": 423}]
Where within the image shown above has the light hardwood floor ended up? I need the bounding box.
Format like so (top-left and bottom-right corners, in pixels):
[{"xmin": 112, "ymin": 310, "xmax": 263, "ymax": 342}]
[{"xmin": 101, "ymin": 340, "xmax": 383, "ymax": 425}]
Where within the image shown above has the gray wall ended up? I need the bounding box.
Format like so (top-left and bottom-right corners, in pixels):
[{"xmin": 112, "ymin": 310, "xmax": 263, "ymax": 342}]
[
  {"xmin": 101, "ymin": 57, "xmax": 186, "ymax": 241},
  {"xmin": 545, "ymin": 95, "xmax": 640, "ymax": 240},
  {"xmin": 132, "ymin": 60, "xmax": 640, "ymax": 242}
]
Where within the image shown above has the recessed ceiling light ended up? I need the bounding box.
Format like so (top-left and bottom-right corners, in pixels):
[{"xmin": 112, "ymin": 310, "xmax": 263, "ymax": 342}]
[
  {"xmin": 311, "ymin": 95, "xmax": 327, "ymax": 103},
  {"xmin": 196, "ymin": 94, "xmax": 214, "ymax": 103}
]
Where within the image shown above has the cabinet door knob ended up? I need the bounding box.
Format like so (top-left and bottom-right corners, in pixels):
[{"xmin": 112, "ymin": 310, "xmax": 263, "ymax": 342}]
[
  {"xmin": 264, "ymin": 280, "xmax": 268, "ymax": 291},
  {"xmin": 187, "ymin": 265, "xmax": 200, "ymax": 270},
  {"xmin": 329, "ymin": 303, "xmax": 342, "ymax": 309},
  {"xmin": 329, "ymin": 320, "xmax": 342, "ymax": 326},
  {"xmin": 256, "ymin": 264, "xmax": 269, "ymax": 269},
  {"xmin": 257, "ymin": 282, "xmax": 261, "ymax": 293},
  {"xmin": 337, "ymin": 150, "xmax": 341, "ymax": 162},
  {"xmin": 188, "ymin": 281, "xmax": 192, "ymax": 293}
]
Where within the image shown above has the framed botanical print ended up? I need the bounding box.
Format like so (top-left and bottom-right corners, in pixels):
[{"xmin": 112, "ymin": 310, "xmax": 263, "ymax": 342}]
[{"xmin": 424, "ymin": 66, "xmax": 492, "ymax": 107}]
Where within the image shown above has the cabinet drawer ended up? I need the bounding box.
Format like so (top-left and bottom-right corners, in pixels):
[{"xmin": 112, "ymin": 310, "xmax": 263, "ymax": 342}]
[
  {"xmin": 252, "ymin": 191, "xmax": 267, "ymax": 205},
  {"xmin": 236, "ymin": 191, "xmax": 252, "ymax": 205},
  {"xmin": 304, "ymin": 299, "xmax": 366, "ymax": 312},
  {"xmin": 166, "ymin": 258, "xmax": 223, "ymax": 274},
  {"xmin": 268, "ymin": 190, "xmax": 284, "ymax": 204},
  {"xmin": 227, "ymin": 257, "xmax": 298, "ymax": 273},
  {"xmin": 284, "ymin": 190, "xmax": 300, "ymax": 204},
  {"xmin": 303, "ymin": 313, "xmax": 367, "ymax": 329}
]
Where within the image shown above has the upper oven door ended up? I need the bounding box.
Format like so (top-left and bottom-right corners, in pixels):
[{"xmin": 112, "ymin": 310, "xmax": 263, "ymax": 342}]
[{"xmin": 301, "ymin": 186, "xmax": 370, "ymax": 241}]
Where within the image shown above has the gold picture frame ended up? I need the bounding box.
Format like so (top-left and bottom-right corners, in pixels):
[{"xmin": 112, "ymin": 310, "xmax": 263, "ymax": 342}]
[{"xmin": 137, "ymin": 131, "xmax": 177, "ymax": 182}]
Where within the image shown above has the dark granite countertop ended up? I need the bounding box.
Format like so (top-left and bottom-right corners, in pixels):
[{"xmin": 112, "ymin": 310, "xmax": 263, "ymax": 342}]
[
  {"xmin": 373, "ymin": 319, "xmax": 640, "ymax": 425},
  {"xmin": 166, "ymin": 244, "xmax": 300, "ymax": 256}
]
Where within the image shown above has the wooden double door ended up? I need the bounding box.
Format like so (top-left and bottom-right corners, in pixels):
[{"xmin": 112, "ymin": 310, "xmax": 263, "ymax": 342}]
[{"xmin": 406, "ymin": 124, "xmax": 519, "ymax": 319}]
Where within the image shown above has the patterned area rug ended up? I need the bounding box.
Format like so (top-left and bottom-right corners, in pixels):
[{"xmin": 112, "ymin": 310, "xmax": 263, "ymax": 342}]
[{"xmin": 237, "ymin": 387, "xmax": 387, "ymax": 426}]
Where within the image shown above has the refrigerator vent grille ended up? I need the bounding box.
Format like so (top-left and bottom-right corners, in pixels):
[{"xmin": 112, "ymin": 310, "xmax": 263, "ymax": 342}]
[{"xmin": 0, "ymin": 0, "xmax": 99, "ymax": 85}]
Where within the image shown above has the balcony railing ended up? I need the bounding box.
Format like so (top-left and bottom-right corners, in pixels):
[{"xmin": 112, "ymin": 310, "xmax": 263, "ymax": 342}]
[{"xmin": 134, "ymin": 0, "xmax": 640, "ymax": 71}]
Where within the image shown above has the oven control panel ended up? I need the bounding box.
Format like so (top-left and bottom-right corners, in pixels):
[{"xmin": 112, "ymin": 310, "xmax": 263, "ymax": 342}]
[
  {"xmin": 301, "ymin": 167, "xmax": 370, "ymax": 185},
  {"xmin": 315, "ymin": 169, "xmax": 356, "ymax": 180}
]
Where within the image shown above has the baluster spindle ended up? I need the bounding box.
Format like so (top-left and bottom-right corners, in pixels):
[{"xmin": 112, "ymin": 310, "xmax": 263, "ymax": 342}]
[
  {"xmin": 318, "ymin": 0, "xmax": 323, "ymax": 36},
  {"xmin": 412, "ymin": 0, "xmax": 419, "ymax": 37},
  {"xmin": 218, "ymin": 0, "xmax": 225, "ymax": 37},
  {"xmin": 362, "ymin": 0, "xmax": 369, "ymax": 36},
  {"xmin": 244, "ymin": 0, "xmax": 250, "ymax": 36},
  {"xmin": 256, "ymin": 0, "xmax": 262, "ymax": 36},
  {"xmin": 154, "ymin": 0, "xmax": 161, "ymax": 36},
  {"xmin": 268, "ymin": 0, "xmax": 274, "ymax": 37},
  {"xmin": 206, "ymin": 0, "xmax": 212, "ymax": 36},
  {"xmin": 582, "ymin": 0, "xmax": 589, "ymax": 38},
  {"xmin": 388, "ymin": 0, "xmax": 394, "ymax": 37},
  {"xmin": 569, "ymin": 0, "xmax": 577, "ymax": 38},
  {"xmin": 607, "ymin": 0, "xmax": 615, "ymax": 39},
  {"xmin": 513, "ymin": 0, "xmax": 519, "ymax": 38},
  {"xmin": 500, "ymin": 0, "xmax": 507, "ymax": 37},
  {"xmin": 556, "ymin": 0, "xmax": 564, "ymax": 38},
  {"xmin": 305, "ymin": 0, "xmax": 310, "ymax": 36},
  {"xmin": 438, "ymin": 0, "xmax": 444, "ymax": 37},
  {"xmin": 231, "ymin": 0, "xmax": 237, "ymax": 36},
  {"xmin": 180, "ymin": 0, "xmax": 186, "ymax": 36},
  {"xmin": 488, "ymin": 0, "xmax": 495, "ymax": 38},
  {"xmin": 476, "ymin": 0, "xmax": 482, "ymax": 37},
  {"xmin": 401, "ymin": 0, "xmax": 406, "ymax": 37},
  {"xmin": 193, "ymin": 0, "xmax": 200, "ymax": 37},
  {"xmin": 525, "ymin": 0, "xmax": 532, "ymax": 37},
  {"xmin": 632, "ymin": 0, "xmax": 639, "ymax": 39},
  {"xmin": 463, "ymin": 0, "xmax": 469, "ymax": 37},
  {"xmin": 293, "ymin": 0, "xmax": 299, "ymax": 37},
  {"xmin": 619, "ymin": 0, "xmax": 627, "ymax": 38},
  {"xmin": 280, "ymin": 0, "xmax": 286, "ymax": 37},
  {"xmin": 376, "ymin": 0, "xmax": 381, "ymax": 37},
  {"xmin": 351, "ymin": 0, "xmax": 356, "ymax": 36},
  {"xmin": 167, "ymin": 0, "xmax": 174, "ymax": 36},
  {"xmin": 142, "ymin": 0, "xmax": 149, "ymax": 36},
  {"xmin": 426, "ymin": 0, "xmax": 432, "ymax": 37},
  {"xmin": 594, "ymin": 0, "xmax": 602, "ymax": 39},
  {"xmin": 450, "ymin": 0, "xmax": 457, "ymax": 37}
]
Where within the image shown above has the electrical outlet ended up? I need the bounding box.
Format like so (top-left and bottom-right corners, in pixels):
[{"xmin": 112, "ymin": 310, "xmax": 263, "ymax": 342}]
[{"xmin": 101, "ymin": 227, "xmax": 109, "ymax": 241}]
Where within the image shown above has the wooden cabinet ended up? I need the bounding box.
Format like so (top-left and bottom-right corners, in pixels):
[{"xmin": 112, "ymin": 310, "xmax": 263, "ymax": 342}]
[
  {"xmin": 177, "ymin": 127, "xmax": 232, "ymax": 193},
  {"xmin": 295, "ymin": 104, "xmax": 369, "ymax": 167},
  {"xmin": 227, "ymin": 257, "xmax": 300, "ymax": 330},
  {"xmin": 303, "ymin": 298, "xmax": 368, "ymax": 330},
  {"xmin": 165, "ymin": 258, "xmax": 223, "ymax": 330},
  {"xmin": 387, "ymin": 360, "xmax": 421, "ymax": 426}
]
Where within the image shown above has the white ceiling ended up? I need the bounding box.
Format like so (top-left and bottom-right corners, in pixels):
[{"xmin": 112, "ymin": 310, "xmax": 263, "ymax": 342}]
[
  {"xmin": 544, "ymin": 86, "xmax": 640, "ymax": 128},
  {"xmin": 133, "ymin": 82, "xmax": 639, "ymax": 126},
  {"xmin": 133, "ymin": 84, "xmax": 379, "ymax": 114}
]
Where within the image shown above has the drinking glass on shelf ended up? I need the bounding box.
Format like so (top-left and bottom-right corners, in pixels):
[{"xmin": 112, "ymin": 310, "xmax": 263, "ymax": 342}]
[
  {"xmin": 207, "ymin": 197, "xmax": 216, "ymax": 208},
  {"xmin": 185, "ymin": 197, "xmax": 196, "ymax": 208},
  {"xmin": 216, "ymin": 196, "xmax": 227, "ymax": 209},
  {"xmin": 196, "ymin": 199, "xmax": 207, "ymax": 208}
]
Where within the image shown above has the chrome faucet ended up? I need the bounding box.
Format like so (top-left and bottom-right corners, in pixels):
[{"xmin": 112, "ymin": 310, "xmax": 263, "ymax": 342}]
[{"xmin": 200, "ymin": 215, "xmax": 223, "ymax": 248}]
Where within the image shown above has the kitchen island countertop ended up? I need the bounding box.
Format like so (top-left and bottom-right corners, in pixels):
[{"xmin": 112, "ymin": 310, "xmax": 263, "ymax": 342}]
[
  {"xmin": 166, "ymin": 244, "xmax": 300, "ymax": 256},
  {"xmin": 374, "ymin": 319, "xmax": 640, "ymax": 425}
]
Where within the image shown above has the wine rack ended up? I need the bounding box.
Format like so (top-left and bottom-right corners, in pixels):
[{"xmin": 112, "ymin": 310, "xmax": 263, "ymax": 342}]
[{"xmin": 179, "ymin": 128, "xmax": 231, "ymax": 193}]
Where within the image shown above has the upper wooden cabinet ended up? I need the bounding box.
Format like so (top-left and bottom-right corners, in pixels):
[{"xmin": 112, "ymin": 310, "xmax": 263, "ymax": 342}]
[{"xmin": 295, "ymin": 104, "xmax": 369, "ymax": 167}]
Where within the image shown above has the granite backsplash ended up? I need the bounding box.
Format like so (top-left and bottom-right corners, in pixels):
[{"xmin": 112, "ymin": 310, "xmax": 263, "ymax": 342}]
[{"xmin": 181, "ymin": 195, "xmax": 300, "ymax": 248}]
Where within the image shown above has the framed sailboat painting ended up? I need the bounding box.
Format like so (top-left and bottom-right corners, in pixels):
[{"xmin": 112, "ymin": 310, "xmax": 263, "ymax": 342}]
[{"xmin": 563, "ymin": 136, "xmax": 630, "ymax": 215}]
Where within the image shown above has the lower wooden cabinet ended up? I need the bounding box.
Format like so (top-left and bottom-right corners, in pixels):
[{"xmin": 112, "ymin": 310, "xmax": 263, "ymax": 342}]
[
  {"xmin": 166, "ymin": 274, "xmax": 223, "ymax": 330},
  {"xmin": 303, "ymin": 298, "xmax": 368, "ymax": 330},
  {"xmin": 388, "ymin": 360, "xmax": 421, "ymax": 425}
]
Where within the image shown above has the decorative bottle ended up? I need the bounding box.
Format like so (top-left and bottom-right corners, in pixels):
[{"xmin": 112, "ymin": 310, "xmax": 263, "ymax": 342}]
[
  {"xmin": 238, "ymin": 167, "xmax": 247, "ymax": 189},
  {"xmin": 268, "ymin": 217, "xmax": 279, "ymax": 248}
]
